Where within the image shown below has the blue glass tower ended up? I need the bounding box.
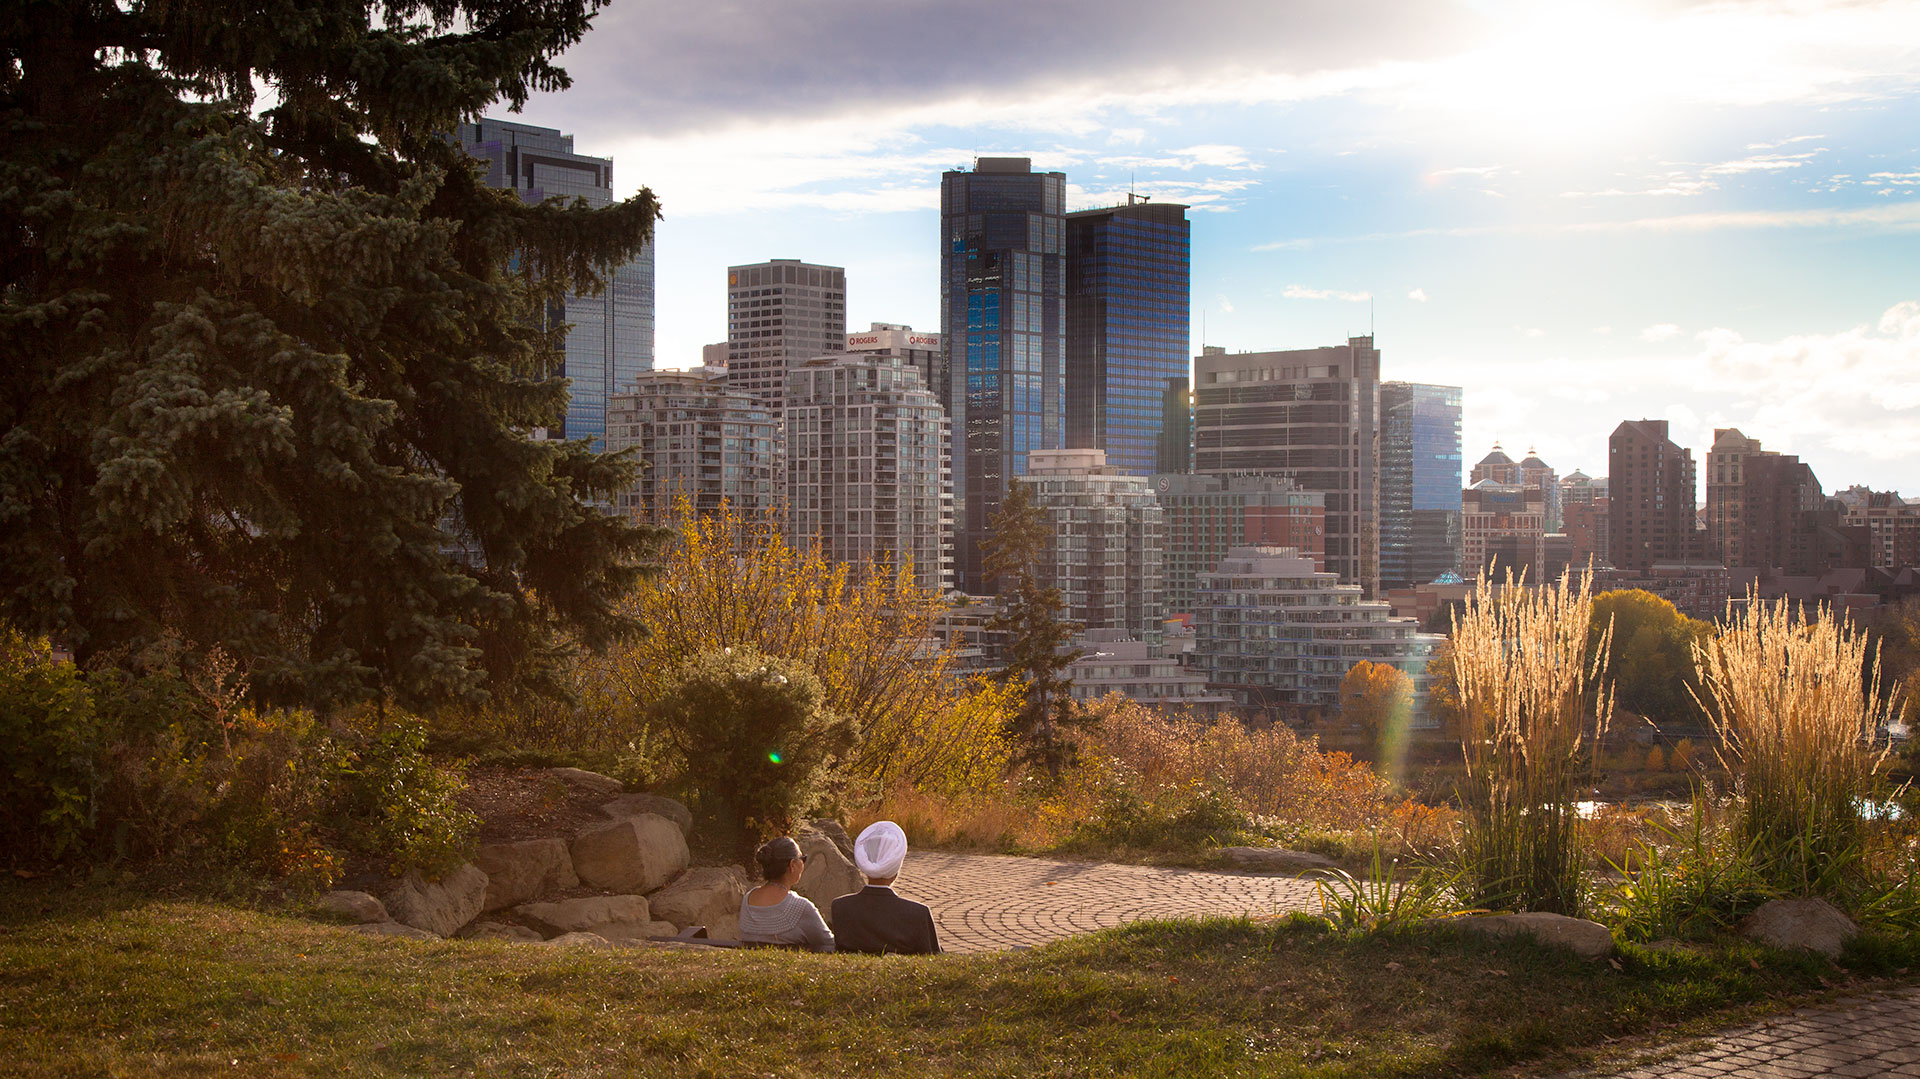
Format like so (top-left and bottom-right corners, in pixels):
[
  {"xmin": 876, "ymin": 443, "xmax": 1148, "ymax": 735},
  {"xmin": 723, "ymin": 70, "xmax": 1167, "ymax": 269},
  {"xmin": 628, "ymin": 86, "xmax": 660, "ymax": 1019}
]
[
  {"xmin": 1380, "ymin": 382, "xmax": 1463, "ymax": 590},
  {"xmin": 1066, "ymin": 198, "xmax": 1191, "ymax": 476},
  {"xmin": 940, "ymin": 158, "xmax": 1067, "ymax": 593},
  {"xmin": 459, "ymin": 118, "xmax": 654, "ymax": 447}
]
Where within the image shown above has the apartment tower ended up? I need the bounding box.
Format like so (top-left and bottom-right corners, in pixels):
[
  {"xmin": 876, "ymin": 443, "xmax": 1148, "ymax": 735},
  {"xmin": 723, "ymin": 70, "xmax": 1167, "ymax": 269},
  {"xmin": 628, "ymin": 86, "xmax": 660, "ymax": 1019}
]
[
  {"xmin": 1609, "ymin": 419, "xmax": 1699, "ymax": 572},
  {"xmin": 726, "ymin": 259, "xmax": 847, "ymax": 411}
]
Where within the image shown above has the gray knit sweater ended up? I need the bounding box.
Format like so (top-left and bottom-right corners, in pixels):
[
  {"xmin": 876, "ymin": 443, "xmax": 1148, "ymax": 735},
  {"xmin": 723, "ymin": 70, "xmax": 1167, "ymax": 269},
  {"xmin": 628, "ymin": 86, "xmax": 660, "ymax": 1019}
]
[{"xmin": 737, "ymin": 890, "xmax": 835, "ymax": 952}]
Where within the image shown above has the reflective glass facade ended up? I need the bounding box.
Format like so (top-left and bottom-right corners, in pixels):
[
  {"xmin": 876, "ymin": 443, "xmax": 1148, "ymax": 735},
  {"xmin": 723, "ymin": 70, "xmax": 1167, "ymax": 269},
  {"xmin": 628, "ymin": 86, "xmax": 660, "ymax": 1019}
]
[
  {"xmin": 1380, "ymin": 382, "xmax": 1463, "ymax": 590},
  {"xmin": 1066, "ymin": 200, "xmax": 1191, "ymax": 477},
  {"xmin": 460, "ymin": 119, "xmax": 654, "ymax": 447},
  {"xmin": 940, "ymin": 159, "xmax": 1066, "ymax": 593}
]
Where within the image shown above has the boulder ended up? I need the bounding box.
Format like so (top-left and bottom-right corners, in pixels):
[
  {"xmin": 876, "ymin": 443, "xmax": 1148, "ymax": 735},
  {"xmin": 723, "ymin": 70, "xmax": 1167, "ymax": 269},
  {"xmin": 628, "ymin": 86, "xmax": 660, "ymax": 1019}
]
[
  {"xmin": 1742, "ymin": 898, "xmax": 1857, "ymax": 958},
  {"xmin": 643, "ymin": 919, "xmax": 679, "ymax": 939},
  {"xmin": 349, "ymin": 921, "xmax": 438, "ymax": 941},
  {"xmin": 383, "ymin": 863, "xmax": 489, "ymax": 938},
  {"xmin": 544, "ymin": 767, "xmax": 624, "ymax": 798},
  {"xmin": 538, "ymin": 932, "xmax": 614, "ymax": 949},
  {"xmin": 515, "ymin": 894, "xmax": 654, "ymax": 940},
  {"xmin": 474, "ymin": 838, "xmax": 578, "ymax": 911},
  {"xmin": 570, "ymin": 815, "xmax": 688, "ymax": 894},
  {"xmin": 648, "ymin": 866, "xmax": 752, "ymax": 941},
  {"xmin": 602, "ymin": 793, "xmax": 694, "ymax": 837},
  {"xmin": 803, "ymin": 818, "xmax": 855, "ymax": 861},
  {"xmin": 315, "ymin": 890, "xmax": 388, "ymax": 924},
  {"xmin": 795, "ymin": 828, "xmax": 864, "ymax": 921},
  {"xmin": 1219, "ymin": 847, "xmax": 1337, "ymax": 873},
  {"xmin": 1443, "ymin": 912, "xmax": 1615, "ymax": 960},
  {"xmin": 461, "ymin": 920, "xmax": 544, "ymax": 943}
]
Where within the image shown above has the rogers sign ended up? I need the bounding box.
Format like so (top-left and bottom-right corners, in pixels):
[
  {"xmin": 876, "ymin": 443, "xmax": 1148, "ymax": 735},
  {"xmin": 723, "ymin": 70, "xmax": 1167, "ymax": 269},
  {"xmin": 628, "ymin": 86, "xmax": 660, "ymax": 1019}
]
[{"xmin": 847, "ymin": 332, "xmax": 940, "ymax": 349}]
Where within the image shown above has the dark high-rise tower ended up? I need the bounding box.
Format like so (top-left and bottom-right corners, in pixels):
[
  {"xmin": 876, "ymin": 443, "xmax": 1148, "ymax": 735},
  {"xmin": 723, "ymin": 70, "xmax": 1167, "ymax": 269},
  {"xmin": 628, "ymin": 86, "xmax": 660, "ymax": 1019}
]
[
  {"xmin": 1066, "ymin": 198, "xmax": 1191, "ymax": 476},
  {"xmin": 1609, "ymin": 419, "xmax": 1699, "ymax": 571},
  {"xmin": 1380, "ymin": 382, "xmax": 1463, "ymax": 590},
  {"xmin": 458, "ymin": 118, "xmax": 654, "ymax": 447},
  {"xmin": 940, "ymin": 157, "xmax": 1067, "ymax": 592}
]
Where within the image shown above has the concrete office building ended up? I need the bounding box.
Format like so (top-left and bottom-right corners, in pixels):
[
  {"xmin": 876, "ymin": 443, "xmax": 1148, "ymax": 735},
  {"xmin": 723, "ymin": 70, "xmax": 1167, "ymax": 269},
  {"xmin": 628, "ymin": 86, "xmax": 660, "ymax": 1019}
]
[
  {"xmin": 845, "ymin": 323, "xmax": 941, "ymax": 392},
  {"xmin": 1462, "ymin": 480, "xmax": 1547, "ymax": 580},
  {"xmin": 1190, "ymin": 546, "xmax": 1441, "ymax": 719},
  {"xmin": 1380, "ymin": 382, "xmax": 1463, "ymax": 590},
  {"xmin": 605, "ymin": 367, "xmax": 779, "ymax": 522},
  {"xmin": 940, "ymin": 158, "xmax": 1068, "ymax": 593},
  {"xmin": 1017, "ymin": 449, "xmax": 1164, "ymax": 645},
  {"xmin": 458, "ymin": 118, "xmax": 654, "ymax": 446},
  {"xmin": 1610, "ymin": 420, "xmax": 1700, "ymax": 572},
  {"xmin": 786, "ymin": 353, "xmax": 952, "ymax": 594},
  {"xmin": 1192, "ymin": 337, "xmax": 1383, "ymax": 595},
  {"xmin": 1152, "ymin": 473, "xmax": 1327, "ymax": 615},
  {"xmin": 727, "ymin": 259, "xmax": 847, "ymax": 411},
  {"xmin": 1065, "ymin": 197, "xmax": 1192, "ymax": 476}
]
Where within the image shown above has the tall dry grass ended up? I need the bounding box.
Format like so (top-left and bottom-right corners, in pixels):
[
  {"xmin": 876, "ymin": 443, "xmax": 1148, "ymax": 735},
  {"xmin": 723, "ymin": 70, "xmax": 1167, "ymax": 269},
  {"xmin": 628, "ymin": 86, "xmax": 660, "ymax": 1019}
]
[
  {"xmin": 1451, "ymin": 571, "xmax": 1614, "ymax": 915},
  {"xmin": 1692, "ymin": 596, "xmax": 1898, "ymax": 892}
]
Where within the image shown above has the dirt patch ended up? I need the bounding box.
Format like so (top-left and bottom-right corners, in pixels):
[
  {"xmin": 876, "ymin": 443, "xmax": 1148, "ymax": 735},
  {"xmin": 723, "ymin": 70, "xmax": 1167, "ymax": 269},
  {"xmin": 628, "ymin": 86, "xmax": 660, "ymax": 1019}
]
[{"xmin": 460, "ymin": 766, "xmax": 618, "ymax": 845}]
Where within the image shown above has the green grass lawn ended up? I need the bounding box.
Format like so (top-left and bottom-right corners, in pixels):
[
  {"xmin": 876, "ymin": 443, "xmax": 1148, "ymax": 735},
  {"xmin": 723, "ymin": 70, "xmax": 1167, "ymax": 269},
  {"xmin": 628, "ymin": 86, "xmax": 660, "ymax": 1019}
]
[{"xmin": 2, "ymin": 880, "xmax": 1913, "ymax": 1078}]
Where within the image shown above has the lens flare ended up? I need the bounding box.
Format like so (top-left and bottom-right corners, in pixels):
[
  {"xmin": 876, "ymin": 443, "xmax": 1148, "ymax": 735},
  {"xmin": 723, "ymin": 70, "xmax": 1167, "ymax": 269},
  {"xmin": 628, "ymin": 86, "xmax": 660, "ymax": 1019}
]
[{"xmin": 768, "ymin": 751, "xmax": 784, "ymax": 764}]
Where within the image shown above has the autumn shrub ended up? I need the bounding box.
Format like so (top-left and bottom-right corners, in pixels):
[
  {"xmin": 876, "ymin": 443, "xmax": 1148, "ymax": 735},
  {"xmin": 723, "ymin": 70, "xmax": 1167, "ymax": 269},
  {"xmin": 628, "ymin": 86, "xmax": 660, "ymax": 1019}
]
[
  {"xmin": 1061, "ymin": 781, "xmax": 1254, "ymax": 854},
  {"xmin": 1693, "ymin": 596, "xmax": 1898, "ymax": 894},
  {"xmin": 0, "ymin": 629, "xmax": 110, "ymax": 861},
  {"xmin": 1452, "ymin": 571, "xmax": 1614, "ymax": 916}
]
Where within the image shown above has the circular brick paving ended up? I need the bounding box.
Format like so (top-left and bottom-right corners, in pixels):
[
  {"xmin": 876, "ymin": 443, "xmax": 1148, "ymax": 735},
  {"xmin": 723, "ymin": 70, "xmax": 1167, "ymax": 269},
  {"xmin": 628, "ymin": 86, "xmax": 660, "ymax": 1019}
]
[
  {"xmin": 887, "ymin": 851, "xmax": 1323, "ymax": 954},
  {"xmin": 1568, "ymin": 986, "xmax": 1920, "ymax": 1079}
]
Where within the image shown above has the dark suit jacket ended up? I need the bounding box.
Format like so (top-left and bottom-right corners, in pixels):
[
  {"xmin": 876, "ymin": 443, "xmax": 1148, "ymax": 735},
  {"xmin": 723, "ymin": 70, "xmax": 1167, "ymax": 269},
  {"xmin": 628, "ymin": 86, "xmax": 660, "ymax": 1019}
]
[{"xmin": 830, "ymin": 886, "xmax": 940, "ymax": 956}]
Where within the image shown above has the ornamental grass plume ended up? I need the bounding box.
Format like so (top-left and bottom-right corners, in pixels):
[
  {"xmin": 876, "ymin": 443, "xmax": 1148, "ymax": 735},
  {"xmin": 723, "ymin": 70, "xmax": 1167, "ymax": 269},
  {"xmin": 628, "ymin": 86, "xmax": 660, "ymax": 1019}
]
[
  {"xmin": 1691, "ymin": 597, "xmax": 1896, "ymax": 893},
  {"xmin": 1451, "ymin": 571, "xmax": 1614, "ymax": 915}
]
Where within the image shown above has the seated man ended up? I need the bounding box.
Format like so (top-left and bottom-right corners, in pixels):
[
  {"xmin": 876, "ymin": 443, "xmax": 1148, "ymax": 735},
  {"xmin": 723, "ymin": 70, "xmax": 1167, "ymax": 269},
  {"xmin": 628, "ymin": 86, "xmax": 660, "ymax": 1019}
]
[{"xmin": 831, "ymin": 820, "xmax": 940, "ymax": 956}]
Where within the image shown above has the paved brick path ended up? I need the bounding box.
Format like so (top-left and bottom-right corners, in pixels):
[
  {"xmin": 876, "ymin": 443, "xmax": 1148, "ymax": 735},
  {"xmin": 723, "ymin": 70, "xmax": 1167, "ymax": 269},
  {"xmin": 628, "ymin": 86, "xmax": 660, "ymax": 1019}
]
[
  {"xmin": 888, "ymin": 851, "xmax": 1323, "ymax": 954},
  {"xmin": 1567, "ymin": 986, "xmax": 1920, "ymax": 1078}
]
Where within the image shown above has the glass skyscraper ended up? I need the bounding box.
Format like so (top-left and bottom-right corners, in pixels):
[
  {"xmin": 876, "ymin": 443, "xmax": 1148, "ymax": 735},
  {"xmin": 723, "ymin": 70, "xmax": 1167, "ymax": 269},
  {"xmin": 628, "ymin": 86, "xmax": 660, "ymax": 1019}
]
[
  {"xmin": 1066, "ymin": 198, "xmax": 1191, "ymax": 476},
  {"xmin": 940, "ymin": 158, "xmax": 1066, "ymax": 593},
  {"xmin": 459, "ymin": 118, "xmax": 654, "ymax": 447},
  {"xmin": 1379, "ymin": 382, "xmax": 1463, "ymax": 590}
]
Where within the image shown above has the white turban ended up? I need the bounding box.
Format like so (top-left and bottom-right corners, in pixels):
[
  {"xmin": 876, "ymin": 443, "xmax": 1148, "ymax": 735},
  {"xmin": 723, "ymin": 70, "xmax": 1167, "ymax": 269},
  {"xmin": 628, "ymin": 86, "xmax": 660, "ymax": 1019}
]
[{"xmin": 854, "ymin": 820, "xmax": 908, "ymax": 879}]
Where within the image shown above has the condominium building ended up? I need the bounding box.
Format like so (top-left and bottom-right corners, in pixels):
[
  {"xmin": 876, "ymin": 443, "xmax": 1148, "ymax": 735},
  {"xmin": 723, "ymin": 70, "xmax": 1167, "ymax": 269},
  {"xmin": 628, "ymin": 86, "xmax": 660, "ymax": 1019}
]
[
  {"xmin": 458, "ymin": 118, "xmax": 654, "ymax": 446},
  {"xmin": 1380, "ymin": 382, "xmax": 1463, "ymax": 590},
  {"xmin": 786, "ymin": 353, "xmax": 952, "ymax": 594},
  {"xmin": 1190, "ymin": 546, "xmax": 1441, "ymax": 720},
  {"xmin": 1609, "ymin": 420, "xmax": 1700, "ymax": 572},
  {"xmin": 1836, "ymin": 487, "xmax": 1920, "ymax": 569},
  {"xmin": 1462, "ymin": 480, "xmax": 1547, "ymax": 580},
  {"xmin": 1152, "ymin": 473, "xmax": 1326, "ymax": 615},
  {"xmin": 604, "ymin": 367, "xmax": 779, "ymax": 521},
  {"xmin": 1704, "ymin": 428, "xmax": 1830, "ymax": 573},
  {"xmin": 726, "ymin": 259, "xmax": 847, "ymax": 410},
  {"xmin": 1066, "ymin": 635, "xmax": 1233, "ymax": 719},
  {"xmin": 1561, "ymin": 470, "xmax": 1611, "ymax": 567},
  {"xmin": 1192, "ymin": 337, "xmax": 1382, "ymax": 594},
  {"xmin": 1017, "ymin": 449, "xmax": 1164, "ymax": 644},
  {"xmin": 940, "ymin": 158, "xmax": 1068, "ymax": 592},
  {"xmin": 1065, "ymin": 197, "xmax": 1192, "ymax": 476}
]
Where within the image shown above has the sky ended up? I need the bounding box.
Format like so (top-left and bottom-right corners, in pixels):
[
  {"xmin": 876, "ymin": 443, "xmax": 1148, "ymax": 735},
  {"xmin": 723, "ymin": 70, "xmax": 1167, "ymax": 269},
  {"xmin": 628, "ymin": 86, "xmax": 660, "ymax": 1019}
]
[{"xmin": 519, "ymin": 0, "xmax": 1920, "ymax": 495}]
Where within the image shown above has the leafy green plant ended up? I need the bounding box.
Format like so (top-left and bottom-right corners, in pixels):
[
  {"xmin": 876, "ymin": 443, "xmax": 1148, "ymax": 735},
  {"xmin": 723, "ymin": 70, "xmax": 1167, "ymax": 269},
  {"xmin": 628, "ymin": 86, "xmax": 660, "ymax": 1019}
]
[
  {"xmin": 1063, "ymin": 782, "xmax": 1254, "ymax": 853},
  {"xmin": 1600, "ymin": 797, "xmax": 1776, "ymax": 942},
  {"xmin": 0, "ymin": 629, "xmax": 107, "ymax": 861},
  {"xmin": 1312, "ymin": 839, "xmax": 1461, "ymax": 936},
  {"xmin": 337, "ymin": 718, "xmax": 477, "ymax": 879}
]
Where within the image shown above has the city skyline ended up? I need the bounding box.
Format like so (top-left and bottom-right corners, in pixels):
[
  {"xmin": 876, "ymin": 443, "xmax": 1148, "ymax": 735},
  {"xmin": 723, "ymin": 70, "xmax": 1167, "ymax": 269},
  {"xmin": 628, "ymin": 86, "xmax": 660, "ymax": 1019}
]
[{"xmin": 513, "ymin": 0, "xmax": 1920, "ymax": 495}]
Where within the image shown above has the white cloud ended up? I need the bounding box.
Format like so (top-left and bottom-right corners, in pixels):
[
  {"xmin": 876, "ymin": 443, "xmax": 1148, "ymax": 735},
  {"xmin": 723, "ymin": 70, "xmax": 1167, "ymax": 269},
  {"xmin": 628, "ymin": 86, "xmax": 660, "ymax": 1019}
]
[
  {"xmin": 1255, "ymin": 200, "xmax": 1920, "ymax": 250},
  {"xmin": 1514, "ymin": 326, "xmax": 1546, "ymax": 338},
  {"xmin": 1108, "ymin": 127, "xmax": 1147, "ymax": 145},
  {"xmin": 1219, "ymin": 298, "xmax": 1235, "ymax": 313},
  {"xmin": 1284, "ymin": 284, "xmax": 1372, "ymax": 302},
  {"xmin": 1639, "ymin": 323, "xmax": 1682, "ymax": 343},
  {"xmin": 1407, "ymin": 287, "xmax": 1429, "ymax": 302}
]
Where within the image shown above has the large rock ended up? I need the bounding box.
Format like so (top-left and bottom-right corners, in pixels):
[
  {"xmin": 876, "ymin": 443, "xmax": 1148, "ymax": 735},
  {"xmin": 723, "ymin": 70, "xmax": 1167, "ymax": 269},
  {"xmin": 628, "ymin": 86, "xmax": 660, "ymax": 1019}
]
[
  {"xmin": 648, "ymin": 866, "xmax": 751, "ymax": 941},
  {"xmin": 602, "ymin": 794, "xmax": 693, "ymax": 837},
  {"xmin": 515, "ymin": 894, "xmax": 655, "ymax": 941},
  {"xmin": 1219, "ymin": 847, "xmax": 1336, "ymax": 873},
  {"xmin": 383, "ymin": 863, "xmax": 489, "ymax": 938},
  {"xmin": 315, "ymin": 890, "xmax": 388, "ymax": 924},
  {"xmin": 795, "ymin": 828, "xmax": 864, "ymax": 921},
  {"xmin": 1742, "ymin": 898, "xmax": 1857, "ymax": 958},
  {"xmin": 545, "ymin": 767, "xmax": 624, "ymax": 798},
  {"xmin": 1443, "ymin": 912, "xmax": 1615, "ymax": 959},
  {"xmin": 349, "ymin": 921, "xmax": 438, "ymax": 941},
  {"xmin": 803, "ymin": 819, "xmax": 855, "ymax": 862},
  {"xmin": 570, "ymin": 815, "xmax": 688, "ymax": 894},
  {"xmin": 461, "ymin": 920, "xmax": 545, "ymax": 943},
  {"xmin": 474, "ymin": 838, "xmax": 578, "ymax": 911}
]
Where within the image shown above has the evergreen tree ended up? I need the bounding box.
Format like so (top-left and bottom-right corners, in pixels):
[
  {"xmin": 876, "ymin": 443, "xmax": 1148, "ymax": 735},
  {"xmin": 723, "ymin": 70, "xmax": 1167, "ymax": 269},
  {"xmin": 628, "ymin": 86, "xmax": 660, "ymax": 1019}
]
[
  {"xmin": 0, "ymin": 0, "xmax": 658, "ymax": 706},
  {"xmin": 982, "ymin": 482, "xmax": 1085, "ymax": 778}
]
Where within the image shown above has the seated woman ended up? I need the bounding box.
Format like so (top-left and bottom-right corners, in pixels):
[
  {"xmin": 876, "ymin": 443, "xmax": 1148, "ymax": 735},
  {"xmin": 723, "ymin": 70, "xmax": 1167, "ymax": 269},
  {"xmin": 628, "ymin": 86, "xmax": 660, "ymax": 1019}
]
[{"xmin": 738, "ymin": 836, "xmax": 835, "ymax": 952}]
